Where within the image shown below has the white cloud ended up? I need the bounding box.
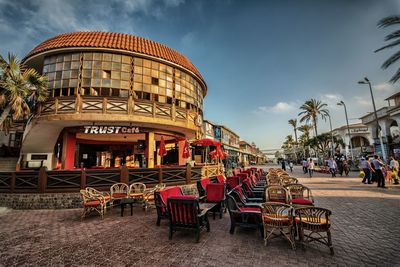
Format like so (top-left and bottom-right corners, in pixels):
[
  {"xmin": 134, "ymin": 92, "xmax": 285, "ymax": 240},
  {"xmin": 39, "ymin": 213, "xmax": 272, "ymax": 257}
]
[
  {"xmin": 320, "ymin": 93, "xmax": 343, "ymax": 109},
  {"xmin": 256, "ymin": 101, "xmax": 298, "ymax": 114},
  {"xmin": 374, "ymin": 82, "xmax": 396, "ymax": 93}
]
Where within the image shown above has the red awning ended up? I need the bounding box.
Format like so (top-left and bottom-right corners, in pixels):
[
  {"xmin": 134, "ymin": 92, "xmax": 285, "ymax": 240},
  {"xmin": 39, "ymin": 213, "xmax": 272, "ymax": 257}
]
[{"xmin": 191, "ymin": 138, "xmax": 221, "ymax": 147}]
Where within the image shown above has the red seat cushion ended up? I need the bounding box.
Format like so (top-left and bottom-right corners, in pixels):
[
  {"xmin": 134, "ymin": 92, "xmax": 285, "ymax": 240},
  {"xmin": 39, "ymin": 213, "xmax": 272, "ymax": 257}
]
[
  {"xmin": 292, "ymin": 198, "xmax": 313, "ymax": 205},
  {"xmin": 216, "ymin": 175, "xmax": 225, "ymax": 183},
  {"xmin": 239, "ymin": 207, "xmax": 261, "ymax": 213},
  {"xmin": 171, "ymin": 195, "xmax": 197, "ymax": 200},
  {"xmin": 112, "ymin": 193, "xmax": 128, "ymax": 198},
  {"xmin": 159, "ymin": 186, "xmax": 183, "ymax": 204},
  {"xmin": 200, "ymin": 178, "xmax": 211, "ymax": 190},
  {"xmin": 227, "ymin": 176, "xmax": 240, "ymax": 189},
  {"xmin": 206, "ymin": 183, "xmax": 225, "ymax": 202},
  {"xmin": 84, "ymin": 200, "xmax": 102, "ymax": 207}
]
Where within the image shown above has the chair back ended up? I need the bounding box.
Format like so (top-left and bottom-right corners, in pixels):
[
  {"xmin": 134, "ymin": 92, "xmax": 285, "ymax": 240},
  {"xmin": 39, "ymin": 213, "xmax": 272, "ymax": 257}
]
[
  {"xmin": 226, "ymin": 176, "xmax": 241, "ymax": 190},
  {"xmin": 167, "ymin": 196, "xmax": 199, "ymax": 227},
  {"xmin": 110, "ymin": 183, "xmax": 129, "ymax": 198},
  {"xmin": 295, "ymin": 207, "xmax": 331, "ymax": 228},
  {"xmin": 226, "ymin": 194, "xmax": 240, "ymax": 213},
  {"xmin": 261, "ymin": 202, "xmax": 293, "ymax": 226},
  {"xmin": 265, "ymin": 185, "xmax": 290, "ymax": 204},
  {"xmin": 216, "ymin": 175, "xmax": 225, "ymax": 183},
  {"xmin": 286, "ymin": 184, "xmax": 313, "ymax": 203},
  {"xmin": 129, "ymin": 183, "xmax": 146, "ymax": 194},
  {"xmin": 197, "ymin": 178, "xmax": 211, "ymax": 197},
  {"xmin": 86, "ymin": 187, "xmax": 102, "ymax": 196},
  {"xmin": 206, "ymin": 183, "xmax": 225, "ymax": 203},
  {"xmin": 280, "ymin": 177, "xmax": 298, "ymax": 186}
]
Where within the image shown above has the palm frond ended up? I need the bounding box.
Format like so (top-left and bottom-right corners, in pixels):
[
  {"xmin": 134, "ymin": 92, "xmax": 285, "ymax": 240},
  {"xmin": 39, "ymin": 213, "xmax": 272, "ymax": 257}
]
[
  {"xmin": 377, "ymin": 16, "xmax": 400, "ymax": 28},
  {"xmin": 384, "ymin": 29, "xmax": 400, "ymax": 41},
  {"xmin": 389, "ymin": 67, "xmax": 400, "ymax": 83},
  {"xmin": 381, "ymin": 50, "xmax": 400, "ymax": 69},
  {"xmin": 374, "ymin": 39, "xmax": 400, "ymax": 53}
]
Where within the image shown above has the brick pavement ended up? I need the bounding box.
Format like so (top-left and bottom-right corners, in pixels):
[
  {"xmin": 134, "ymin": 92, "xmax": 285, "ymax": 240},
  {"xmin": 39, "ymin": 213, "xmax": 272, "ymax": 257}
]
[{"xmin": 0, "ymin": 165, "xmax": 399, "ymax": 266}]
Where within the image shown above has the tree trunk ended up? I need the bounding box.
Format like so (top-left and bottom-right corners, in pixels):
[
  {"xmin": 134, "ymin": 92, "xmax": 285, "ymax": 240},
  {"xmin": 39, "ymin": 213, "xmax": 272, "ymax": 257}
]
[{"xmin": 0, "ymin": 105, "xmax": 11, "ymax": 127}]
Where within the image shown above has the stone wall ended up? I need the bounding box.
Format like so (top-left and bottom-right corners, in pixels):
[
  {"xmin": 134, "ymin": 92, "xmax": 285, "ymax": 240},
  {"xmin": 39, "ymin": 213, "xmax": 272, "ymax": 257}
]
[{"xmin": 0, "ymin": 193, "xmax": 82, "ymax": 209}]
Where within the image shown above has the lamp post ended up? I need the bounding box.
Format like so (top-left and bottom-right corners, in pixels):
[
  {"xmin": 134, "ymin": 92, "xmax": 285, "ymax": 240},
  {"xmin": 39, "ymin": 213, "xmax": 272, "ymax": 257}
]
[
  {"xmin": 327, "ymin": 113, "xmax": 335, "ymax": 157},
  {"xmin": 358, "ymin": 77, "xmax": 387, "ymax": 162},
  {"xmin": 337, "ymin": 101, "xmax": 354, "ymax": 160}
]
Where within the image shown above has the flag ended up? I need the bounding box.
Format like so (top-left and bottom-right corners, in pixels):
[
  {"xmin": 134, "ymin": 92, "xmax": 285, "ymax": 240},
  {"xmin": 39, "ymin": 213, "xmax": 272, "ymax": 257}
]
[
  {"xmin": 182, "ymin": 139, "xmax": 191, "ymax": 159},
  {"xmin": 158, "ymin": 136, "xmax": 167, "ymax": 157}
]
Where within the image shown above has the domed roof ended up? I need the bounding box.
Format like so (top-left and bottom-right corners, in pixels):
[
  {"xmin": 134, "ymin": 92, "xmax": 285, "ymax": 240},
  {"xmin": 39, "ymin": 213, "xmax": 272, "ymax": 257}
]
[{"xmin": 25, "ymin": 31, "xmax": 205, "ymax": 87}]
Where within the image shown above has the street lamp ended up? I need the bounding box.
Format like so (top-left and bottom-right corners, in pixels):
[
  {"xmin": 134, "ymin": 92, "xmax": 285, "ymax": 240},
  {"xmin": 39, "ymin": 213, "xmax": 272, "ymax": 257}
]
[
  {"xmin": 337, "ymin": 101, "xmax": 354, "ymax": 160},
  {"xmin": 358, "ymin": 77, "xmax": 387, "ymax": 162},
  {"xmin": 327, "ymin": 113, "xmax": 335, "ymax": 157}
]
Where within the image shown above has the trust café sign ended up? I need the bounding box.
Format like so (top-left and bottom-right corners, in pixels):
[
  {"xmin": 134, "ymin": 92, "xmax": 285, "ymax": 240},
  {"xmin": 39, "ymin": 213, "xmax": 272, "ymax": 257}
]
[{"xmin": 83, "ymin": 126, "xmax": 140, "ymax": 134}]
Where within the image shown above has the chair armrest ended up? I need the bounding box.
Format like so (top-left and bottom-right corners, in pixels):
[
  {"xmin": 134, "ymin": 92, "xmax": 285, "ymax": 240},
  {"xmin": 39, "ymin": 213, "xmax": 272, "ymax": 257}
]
[{"xmin": 198, "ymin": 209, "xmax": 208, "ymax": 217}]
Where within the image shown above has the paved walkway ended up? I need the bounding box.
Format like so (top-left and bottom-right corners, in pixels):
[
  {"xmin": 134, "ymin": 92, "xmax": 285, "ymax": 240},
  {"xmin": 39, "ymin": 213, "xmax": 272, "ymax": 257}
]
[{"xmin": 0, "ymin": 165, "xmax": 399, "ymax": 266}]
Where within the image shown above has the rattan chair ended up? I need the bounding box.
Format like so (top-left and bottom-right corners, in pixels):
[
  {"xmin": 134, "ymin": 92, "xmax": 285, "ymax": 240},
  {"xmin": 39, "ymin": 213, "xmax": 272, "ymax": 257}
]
[
  {"xmin": 280, "ymin": 177, "xmax": 299, "ymax": 186},
  {"xmin": 295, "ymin": 207, "xmax": 334, "ymax": 255},
  {"xmin": 265, "ymin": 185, "xmax": 290, "ymax": 204},
  {"xmin": 110, "ymin": 183, "xmax": 129, "ymax": 205},
  {"xmin": 286, "ymin": 184, "xmax": 314, "ymax": 206},
  {"xmin": 80, "ymin": 189, "xmax": 106, "ymax": 220},
  {"xmin": 86, "ymin": 187, "xmax": 111, "ymax": 212},
  {"xmin": 261, "ymin": 202, "xmax": 295, "ymax": 249}
]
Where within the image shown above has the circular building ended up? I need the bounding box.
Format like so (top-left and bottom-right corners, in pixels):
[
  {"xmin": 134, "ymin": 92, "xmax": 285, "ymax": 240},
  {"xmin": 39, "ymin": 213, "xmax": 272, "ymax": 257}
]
[{"xmin": 22, "ymin": 32, "xmax": 207, "ymax": 170}]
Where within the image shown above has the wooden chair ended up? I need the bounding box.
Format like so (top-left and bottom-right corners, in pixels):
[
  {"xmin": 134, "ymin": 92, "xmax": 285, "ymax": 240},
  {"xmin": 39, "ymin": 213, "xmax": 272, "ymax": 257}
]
[
  {"xmin": 261, "ymin": 202, "xmax": 295, "ymax": 249},
  {"xmin": 167, "ymin": 196, "xmax": 210, "ymax": 242},
  {"xmin": 154, "ymin": 186, "xmax": 183, "ymax": 226},
  {"xmin": 205, "ymin": 183, "xmax": 225, "ymax": 219},
  {"xmin": 226, "ymin": 194, "xmax": 263, "ymax": 236},
  {"xmin": 280, "ymin": 177, "xmax": 299, "ymax": 186},
  {"xmin": 265, "ymin": 185, "xmax": 290, "ymax": 204},
  {"xmin": 295, "ymin": 207, "xmax": 334, "ymax": 255},
  {"xmin": 286, "ymin": 184, "xmax": 314, "ymax": 206},
  {"xmin": 80, "ymin": 189, "xmax": 106, "ymax": 220},
  {"xmin": 110, "ymin": 183, "xmax": 129, "ymax": 205}
]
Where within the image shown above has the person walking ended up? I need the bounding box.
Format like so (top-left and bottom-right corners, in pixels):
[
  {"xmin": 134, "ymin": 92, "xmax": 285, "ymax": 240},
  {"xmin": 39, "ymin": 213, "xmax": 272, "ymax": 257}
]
[
  {"xmin": 308, "ymin": 159, "xmax": 314, "ymax": 178},
  {"xmin": 281, "ymin": 160, "xmax": 286, "ymax": 171},
  {"xmin": 328, "ymin": 157, "xmax": 337, "ymax": 177},
  {"xmin": 302, "ymin": 159, "xmax": 308, "ymax": 174},
  {"xmin": 389, "ymin": 156, "xmax": 399, "ymax": 172},
  {"xmin": 289, "ymin": 161, "xmax": 294, "ymax": 173},
  {"xmin": 361, "ymin": 157, "xmax": 372, "ymax": 184},
  {"xmin": 372, "ymin": 155, "xmax": 386, "ymax": 188}
]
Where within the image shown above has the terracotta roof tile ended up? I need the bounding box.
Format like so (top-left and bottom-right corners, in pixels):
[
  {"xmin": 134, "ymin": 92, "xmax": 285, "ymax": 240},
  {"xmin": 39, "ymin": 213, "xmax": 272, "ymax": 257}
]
[{"xmin": 25, "ymin": 31, "xmax": 205, "ymax": 86}]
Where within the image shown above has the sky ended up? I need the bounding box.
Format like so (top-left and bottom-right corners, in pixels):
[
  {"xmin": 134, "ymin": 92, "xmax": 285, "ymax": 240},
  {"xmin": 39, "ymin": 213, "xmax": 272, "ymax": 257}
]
[{"xmin": 0, "ymin": 0, "xmax": 399, "ymax": 150}]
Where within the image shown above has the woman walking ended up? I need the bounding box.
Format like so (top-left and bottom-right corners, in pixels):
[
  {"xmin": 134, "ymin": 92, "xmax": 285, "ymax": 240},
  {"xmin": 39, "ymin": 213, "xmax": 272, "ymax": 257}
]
[{"xmin": 308, "ymin": 159, "xmax": 314, "ymax": 178}]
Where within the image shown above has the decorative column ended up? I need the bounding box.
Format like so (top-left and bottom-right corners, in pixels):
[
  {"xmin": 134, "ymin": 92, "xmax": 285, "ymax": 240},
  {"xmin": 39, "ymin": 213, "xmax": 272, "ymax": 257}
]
[
  {"xmin": 62, "ymin": 132, "xmax": 76, "ymax": 170},
  {"xmin": 145, "ymin": 132, "xmax": 155, "ymax": 168},
  {"xmin": 178, "ymin": 140, "xmax": 186, "ymax": 166}
]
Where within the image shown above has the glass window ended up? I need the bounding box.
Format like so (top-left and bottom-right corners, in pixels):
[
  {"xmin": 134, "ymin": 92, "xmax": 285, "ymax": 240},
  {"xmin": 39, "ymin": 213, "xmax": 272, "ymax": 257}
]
[
  {"xmin": 111, "ymin": 79, "xmax": 120, "ymax": 88},
  {"xmin": 56, "ymin": 71, "xmax": 62, "ymax": 80},
  {"xmin": 83, "ymin": 53, "xmax": 93, "ymax": 60},
  {"xmin": 112, "ymin": 54, "xmax": 121, "ymax": 62},
  {"xmin": 143, "ymin": 76, "xmax": 151, "ymax": 84},
  {"xmin": 92, "ymin": 70, "xmax": 101, "ymax": 79},
  {"xmin": 82, "ymin": 69, "xmax": 92, "ymax": 78},
  {"xmin": 120, "ymin": 89, "xmax": 129, "ymax": 97},
  {"xmin": 71, "ymin": 53, "xmax": 80, "ymax": 61},
  {"xmin": 112, "ymin": 62, "xmax": 121, "ymax": 71},
  {"xmin": 143, "ymin": 83, "xmax": 150, "ymax": 92},
  {"xmin": 121, "ymin": 64, "xmax": 130, "ymax": 72},
  {"xmin": 122, "ymin": 55, "xmax": 131, "ymax": 64},
  {"xmin": 121, "ymin": 81, "xmax": 130, "ymax": 89},
  {"xmin": 167, "ymin": 66, "xmax": 173, "ymax": 74},
  {"xmin": 134, "ymin": 74, "xmax": 142, "ymax": 82},
  {"xmin": 134, "ymin": 57, "xmax": 143, "ymax": 66},
  {"xmin": 56, "ymin": 55, "xmax": 63, "ymax": 63},
  {"xmin": 49, "ymin": 56, "xmax": 56, "ymax": 64},
  {"xmin": 103, "ymin": 53, "xmax": 112, "ymax": 61},
  {"xmin": 63, "ymin": 70, "xmax": 70, "ymax": 79},
  {"xmin": 111, "ymin": 71, "xmax": 120, "ymax": 80},
  {"xmin": 91, "ymin": 88, "xmax": 100, "ymax": 96},
  {"xmin": 101, "ymin": 88, "xmax": 109, "ymax": 96},
  {"xmin": 151, "ymin": 61, "xmax": 159, "ymax": 70},
  {"xmin": 102, "ymin": 79, "xmax": 111, "ymax": 87},
  {"xmin": 62, "ymin": 88, "xmax": 68, "ymax": 96},
  {"xmin": 93, "ymin": 53, "xmax": 102, "ymax": 60},
  {"xmin": 159, "ymin": 72, "xmax": 166, "ymax": 80},
  {"xmin": 111, "ymin": 88, "xmax": 119, "ymax": 97},
  {"xmin": 166, "ymin": 89, "xmax": 172, "ymax": 97},
  {"xmin": 134, "ymin": 66, "xmax": 143, "ymax": 74},
  {"xmin": 83, "ymin": 61, "xmax": 92, "ymax": 69},
  {"xmin": 121, "ymin": 72, "xmax": 130, "ymax": 81},
  {"xmin": 102, "ymin": 61, "xmax": 111, "ymax": 70},
  {"xmin": 54, "ymin": 80, "xmax": 61, "ymax": 88},
  {"xmin": 82, "ymin": 78, "xmax": 91, "ymax": 87},
  {"xmin": 43, "ymin": 65, "xmax": 49, "ymax": 73},
  {"xmin": 71, "ymin": 61, "xmax": 79, "ymax": 70},
  {"xmin": 159, "ymin": 79, "xmax": 166, "ymax": 87},
  {"xmin": 143, "ymin": 67, "xmax": 151, "ymax": 76},
  {"xmin": 44, "ymin": 57, "xmax": 50, "ymax": 65},
  {"xmin": 158, "ymin": 95, "xmax": 166, "ymax": 103},
  {"xmin": 69, "ymin": 79, "xmax": 78, "ymax": 87},
  {"xmin": 166, "ymin": 75, "xmax": 173, "ymax": 82},
  {"xmin": 151, "ymin": 69, "xmax": 159, "ymax": 78},
  {"xmin": 63, "ymin": 62, "xmax": 71, "ymax": 70},
  {"xmin": 143, "ymin": 59, "xmax": 151, "ymax": 68},
  {"xmin": 61, "ymin": 79, "xmax": 69, "ymax": 88},
  {"xmin": 49, "ymin": 64, "xmax": 56, "ymax": 72},
  {"xmin": 159, "ymin": 88, "xmax": 166, "ymax": 95},
  {"xmin": 151, "ymin": 77, "xmax": 159, "ymax": 85},
  {"xmin": 92, "ymin": 79, "xmax": 101, "ymax": 87},
  {"xmin": 133, "ymin": 83, "xmax": 143, "ymax": 90},
  {"xmin": 48, "ymin": 72, "xmax": 55, "ymax": 81},
  {"xmin": 93, "ymin": 61, "xmax": 102, "ymax": 69},
  {"xmin": 151, "ymin": 85, "xmax": 159, "ymax": 94},
  {"xmin": 54, "ymin": 88, "xmax": 61, "ymax": 97},
  {"xmin": 159, "ymin": 63, "xmax": 166, "ymax": 73}
]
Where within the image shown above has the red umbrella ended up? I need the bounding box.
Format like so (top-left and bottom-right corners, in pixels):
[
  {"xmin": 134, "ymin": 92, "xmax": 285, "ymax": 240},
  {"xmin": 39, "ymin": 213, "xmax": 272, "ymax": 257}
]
[
  {"xmin": 209, "ymin": 150, "xmax": 218, "ymax": 160},
  {"xmin": 191, "ymin": 138, "xmax": 220, "ymax": 147},
  {"xmin": 158, "ymin": 136, "xmax": 167, "ymax": 157},
  {"xmin": 217, "ymin": 146, "xmax": 227, "ymax": 160},
  {"xmin": 182, "ymin": 139, "xmax": 191, "ymax": 159}
]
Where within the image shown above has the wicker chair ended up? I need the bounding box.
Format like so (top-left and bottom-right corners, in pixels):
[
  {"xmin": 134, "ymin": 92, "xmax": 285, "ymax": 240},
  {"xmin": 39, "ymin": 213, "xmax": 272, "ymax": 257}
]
[
  {"xmin": 86, "ymin": 187, "xmax": 111, "ymax": 212},
  {"xmin": 295, "ymin": 207, "xmax": 334, "ymax": 255},
  {"xmin": 80, "ymin": 189, "xmax": 106, "ymax": 220},
  {"xmin": 110, "ymin": 183, "xmax": 129, "ymax": 205},
  {"xmin": 267, "ymin": 176, "xmax": 281, "ymax": 186},
  {"xmin": 167, "ymin": 196, "xmax": 210, "ymax": 242},
  {"xmin": 261, "ymin": 202, "xmax": 295, "ymax": 249},
  {"xmin": 265, "ymin": 185, "xmax": 290, "ymax": 204},
  {"xmin": 143, "ymin": 183, "xmax": 166, "ymax": 203},
  {"xmin": 280, "ymin": 177, "xmax": 299, "ymax": 186},
  {"xmin": 286, "ymin": 184, "xmax": 314, "ymax": 206}
]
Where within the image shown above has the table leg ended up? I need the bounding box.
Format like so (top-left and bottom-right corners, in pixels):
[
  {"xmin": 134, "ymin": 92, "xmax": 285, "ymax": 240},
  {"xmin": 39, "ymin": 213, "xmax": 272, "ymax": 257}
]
[
  {"xmin": 121, "ymin": 204, "xmax": 125, "ymax": 217},
  {"xmin": 130, "ymin": 203, "xmax": 133, "ymax": 216}
]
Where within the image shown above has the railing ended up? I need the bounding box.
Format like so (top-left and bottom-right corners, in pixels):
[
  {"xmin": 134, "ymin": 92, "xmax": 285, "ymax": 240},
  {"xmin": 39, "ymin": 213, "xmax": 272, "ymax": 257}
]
[
  {"xmin": 0, "ymin": 164, "xmax": 224, "ymax": 193},
  {"xmin": 39, "ymin": 96, "xmax": 198, "ymax": 127}
]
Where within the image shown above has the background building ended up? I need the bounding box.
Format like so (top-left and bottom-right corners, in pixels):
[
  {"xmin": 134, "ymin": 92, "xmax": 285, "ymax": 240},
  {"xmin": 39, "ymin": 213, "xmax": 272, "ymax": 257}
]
[{"xmin": 19, "ymin": 32, "xmax": 207, "ymax": 170}]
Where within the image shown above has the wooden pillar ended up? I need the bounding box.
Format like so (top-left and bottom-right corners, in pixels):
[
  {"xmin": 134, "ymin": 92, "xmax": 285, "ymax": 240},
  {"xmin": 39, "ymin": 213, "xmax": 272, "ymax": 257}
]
[
  {"xmin": 159, "ymin": 167, "xmax": 163, "ymax": 183},
  {"xmin": 120, "ymin": 165, "xmax": 129, "ymax": 184},
  {"xmin": 145, "ymin": 132, "xmax": 155, "ymax": 168},
  {"xmin": 80, "ymin": 169, "xmax": 86, "ymax": 189},
  {"xmin": 178, "ymin": 140, "xmax": 186, "ymax": 166},
  {"xmin": 38, "ymin": 166, "xmax": 47, "ymax": 193},
  {"xmin": 62, "ymin": 132, "xmax": 76, "ymax": 170},
  {"xmin": 186, "ymin": 164, "xmax": 191, "ymax": 184}
]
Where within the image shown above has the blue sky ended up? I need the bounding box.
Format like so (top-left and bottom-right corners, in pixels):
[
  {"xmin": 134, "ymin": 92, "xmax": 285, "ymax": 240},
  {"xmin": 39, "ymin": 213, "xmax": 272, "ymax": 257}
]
[{"xmin": 0, "ymin": 0, "xmax": 399, "ymax": 149}]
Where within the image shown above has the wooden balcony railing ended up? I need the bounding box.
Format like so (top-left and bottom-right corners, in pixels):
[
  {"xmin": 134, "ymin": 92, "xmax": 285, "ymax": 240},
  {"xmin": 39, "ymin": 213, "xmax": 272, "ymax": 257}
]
[{"xmin": 0, "ymin": 164, "xmax": 224, "ymax": 193}]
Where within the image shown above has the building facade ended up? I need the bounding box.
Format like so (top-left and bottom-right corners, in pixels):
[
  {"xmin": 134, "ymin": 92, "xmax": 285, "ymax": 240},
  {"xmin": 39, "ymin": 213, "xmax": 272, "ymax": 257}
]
[{"xmin": 20, "ymin": 32, "xmax": 207, "ymax": 170}]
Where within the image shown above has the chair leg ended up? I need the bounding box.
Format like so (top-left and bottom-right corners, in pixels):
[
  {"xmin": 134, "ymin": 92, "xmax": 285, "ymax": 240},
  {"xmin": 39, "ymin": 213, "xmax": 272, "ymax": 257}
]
[
  {"xmin": 196, "ymin": 229, "xmax": 200, "ymax": 243},
  {"xmin": 206, "ymin": 216, "xmax": 210, "ymax": 232},
  {"xmin": 327, "ymin": 229, "xmax": 334, "ymax": 255},
  {"xmin": 230, "ymin": 223, "xmax": 235, "ymax": 234},
  {"xmin": 156, "ymin": 215, "xmax": 161, "ymax": 226},
  {"xmin": 169, "ymin": 226, "xmax": 173, "ymax": 240}
]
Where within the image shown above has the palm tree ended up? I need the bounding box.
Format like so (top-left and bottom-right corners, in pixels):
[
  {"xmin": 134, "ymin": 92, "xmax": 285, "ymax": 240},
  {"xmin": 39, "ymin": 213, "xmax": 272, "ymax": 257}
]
[
  {"xmin": 288, "ymin": 119, "xmax": 298, "ymax": 144},
  {"xmin": 0, "ymin": 53, "xmax": 48, "ymax": 132},
  {"xmin": 297, "ymin": 124, "xmax": 313, "ymax": 142},
  {"xmin": 375, "ymin": 15, "xmax": 400, "ymax": 83},
  {"xmin": 298, "ymin": 99, "xmax": 329, "ymax": 137}
]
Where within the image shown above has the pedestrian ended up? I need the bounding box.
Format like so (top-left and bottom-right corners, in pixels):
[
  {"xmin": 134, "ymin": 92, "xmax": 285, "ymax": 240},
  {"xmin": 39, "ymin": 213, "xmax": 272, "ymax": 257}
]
[
  {"xmin": 372, "ymin": 155, "xmax": 386, "ymax": 188},
  {"xmin": 302, "ymin": 159, "xmax": 308, "ymax": 174},
  {"xmin": 281, "ymin": 160, "xmax": 286, "ymax": 171},
  {"xmin": 289, "ymin": 161, "xmax": 294, "ymax": 173},
  {"xmin": 328, "ymin": 157, "xmax": 337, "ymax": 177},
  {"xmin": 360, "ymin": 156, "xmax": 372, "ymax": 184},
  {"xmin": 389, "ymin": 156, "xmax": 399, "ymax": 172},
  {"xmin": 384, "ymin": 164, "xmax": 392, "ymax": 184},
  {"xmin": 308, "ymin": 159, "xmax": 314, "ymax": 177}
]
